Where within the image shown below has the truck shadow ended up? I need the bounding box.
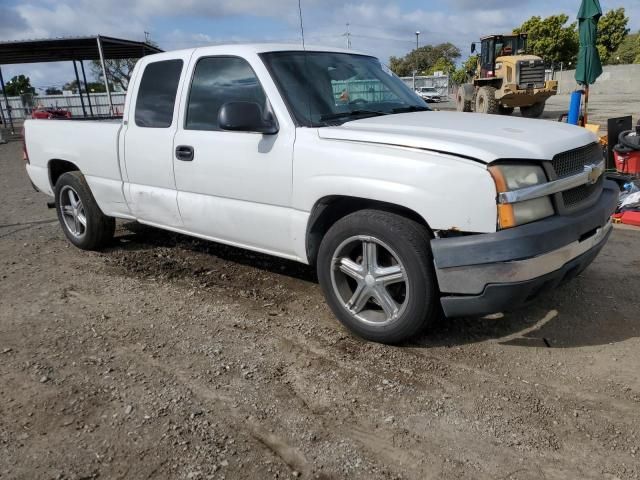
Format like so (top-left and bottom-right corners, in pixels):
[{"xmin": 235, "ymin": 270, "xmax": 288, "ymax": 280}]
[
  {"xmin": 415, "ymin": 272, "xmax": 640, "ymax": 349},
  {"xmin": 109, "ymin": 222, "xmax": 639, "ymax": 349},
  {"xmin": 109, "ymin": 221, "xmax": 317, "ymax": 283}
]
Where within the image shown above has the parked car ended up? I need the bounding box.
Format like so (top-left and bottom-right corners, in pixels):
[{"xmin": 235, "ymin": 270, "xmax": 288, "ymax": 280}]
[
  {"xmin": 23, "ymin": 44, "xmax": 617, "ymax": 343},
  {"xmin": 31, "ymin": 106, "xmax": 72, "ymax": 120},
  {"xmin": 415, "ymin": 86, "xmax": 442, "ymax": 102}
]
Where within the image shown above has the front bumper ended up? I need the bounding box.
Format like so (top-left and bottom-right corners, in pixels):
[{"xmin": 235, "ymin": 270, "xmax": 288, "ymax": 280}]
[
  {"xmin": 500, "ymin": 80, "xmax": 558, "ymax": 107},
  {"xmin": 432, "ymin": 180, "xmax": 618, "ymax": 317}
]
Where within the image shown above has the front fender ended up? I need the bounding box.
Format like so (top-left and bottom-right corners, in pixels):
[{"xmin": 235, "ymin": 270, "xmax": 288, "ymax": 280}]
[{"xmin": 293, "ymin": 129, "xmax": 498, "ymax": 234}]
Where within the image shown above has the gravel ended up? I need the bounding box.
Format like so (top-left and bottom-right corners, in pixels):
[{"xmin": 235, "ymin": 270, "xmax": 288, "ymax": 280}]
[{"xmin": 2, "ymin": 140, "xmax": 640, "ymax": 479}]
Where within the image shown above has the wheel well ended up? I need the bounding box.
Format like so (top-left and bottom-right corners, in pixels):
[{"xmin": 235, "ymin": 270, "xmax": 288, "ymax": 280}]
[
  {"xmin": 48, "ymin": 159, "xmax": 80, "ymax": 189},
  {"xmin": 305, "ymin": 196, "xmax": 431, "ymax": 265},
  {"xmin": 474, "ymin": 79, "xmax": 502, "ymax": 89}
]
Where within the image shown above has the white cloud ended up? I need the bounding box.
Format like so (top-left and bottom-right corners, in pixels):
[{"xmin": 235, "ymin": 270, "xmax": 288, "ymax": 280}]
[{"xmin": 13, "ymin": 2, "xmax": 146, "ymax": 41}]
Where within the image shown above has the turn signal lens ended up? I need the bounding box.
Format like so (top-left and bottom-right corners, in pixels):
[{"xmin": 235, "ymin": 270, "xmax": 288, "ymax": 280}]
[
  {"xmin": 489, "ymin": 164, "xmax": 554, "ymax": 229},
  {"xmin": 497, "ymin": 204, "xmax": 516, "ymax": 229}
]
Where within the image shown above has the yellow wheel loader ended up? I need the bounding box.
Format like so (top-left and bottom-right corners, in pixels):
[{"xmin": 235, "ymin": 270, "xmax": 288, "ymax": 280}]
[{"xmin": 457, "ymin": 33, "xmax": 558, "ymax": 117}]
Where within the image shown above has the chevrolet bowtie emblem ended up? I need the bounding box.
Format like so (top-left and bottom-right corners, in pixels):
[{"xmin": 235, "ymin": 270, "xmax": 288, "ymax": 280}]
[{"xmin": 585, "ymin": 162, "xmax": 604, "ymax": 185}]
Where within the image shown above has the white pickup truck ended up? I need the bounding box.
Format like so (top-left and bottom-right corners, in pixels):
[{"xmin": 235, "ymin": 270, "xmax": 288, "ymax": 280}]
[{"xmin": 24, "ymin": 44, "xmax": 617, "ymax": 343}]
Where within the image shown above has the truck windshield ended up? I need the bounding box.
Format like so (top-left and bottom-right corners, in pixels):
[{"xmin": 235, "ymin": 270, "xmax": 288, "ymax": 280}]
[{"xmin": 261, "ymin": 51, "xmax": 429, "ymax": 127}]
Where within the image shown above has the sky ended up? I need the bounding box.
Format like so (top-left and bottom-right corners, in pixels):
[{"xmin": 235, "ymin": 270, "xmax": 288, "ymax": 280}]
[{"xmin": 0, "ymin": 0, "xmax": 639, "ymax": 91}]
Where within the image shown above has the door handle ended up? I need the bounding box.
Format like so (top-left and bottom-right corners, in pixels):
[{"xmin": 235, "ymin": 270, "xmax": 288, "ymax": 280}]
[{"xmin": 175, "ymin": 145, "xmax": 194, "ymax": 161}]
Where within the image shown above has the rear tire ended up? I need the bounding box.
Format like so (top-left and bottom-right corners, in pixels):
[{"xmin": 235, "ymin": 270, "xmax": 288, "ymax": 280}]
[
  {"xmin": 456, "ymin": 90, "xmax": 472, "ymax": 112},
  {"xmin": 475, "ymin": 86, "xmax": 499, "ymax": 114},
  {"xmin": 520, "ymin": 101, "xmax": 545, "ymax": 118},
  {"xmin": 54, "ymin": 171, "xmax": 115, "ymax": 250},
  {"xmin": 317, "ymin": 210, "xmax": 438, "ymax": 344}
]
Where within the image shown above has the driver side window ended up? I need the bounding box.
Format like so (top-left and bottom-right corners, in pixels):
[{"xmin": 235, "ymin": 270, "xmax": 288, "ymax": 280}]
[{"xmin": 185, "ymin": 56, "xmax": 267, "ymax": 131}]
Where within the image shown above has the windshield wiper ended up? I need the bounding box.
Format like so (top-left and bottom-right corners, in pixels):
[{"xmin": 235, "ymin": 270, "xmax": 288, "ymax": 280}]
[
  {"xmin": 320, "ymin": 110, "xmax": 389, "ymax": 122},
  {"xmin": 391, "ymin": 105, "xmax": 431, "ymax": 113}
]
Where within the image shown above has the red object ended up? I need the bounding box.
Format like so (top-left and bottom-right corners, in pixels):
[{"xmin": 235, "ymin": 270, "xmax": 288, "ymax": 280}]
[
  {"xmin": 31, "ymin": 107, "xmax": 71, "ymax": 120},
  {"xmin": 614, "ymin": 150, "xmax": 640, "ymax": 175},
  {"xmin": 617, "ymin": 211, "xmax": 640, "ymax": 227}
]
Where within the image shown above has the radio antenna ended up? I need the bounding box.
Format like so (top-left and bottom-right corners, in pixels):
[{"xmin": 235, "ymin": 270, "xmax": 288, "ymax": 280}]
[{"xmin": 297, "ymin": 0, "xmax": 306, "ymax": 49}]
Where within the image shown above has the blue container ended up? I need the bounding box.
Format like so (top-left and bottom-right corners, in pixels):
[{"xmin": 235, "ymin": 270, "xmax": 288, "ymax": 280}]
[{"xmin": 567, "ymin": 91, "xmax": 582, "ymax": 125}]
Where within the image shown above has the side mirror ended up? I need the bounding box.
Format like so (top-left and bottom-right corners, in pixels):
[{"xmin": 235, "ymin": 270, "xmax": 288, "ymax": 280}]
[
  {"xmin": 471, "ymin": 43, "xmax": 476, "ymax": 54},
  {"xmin": 218, "ymin": 101, "xmax": 278, "ymax": 134}
]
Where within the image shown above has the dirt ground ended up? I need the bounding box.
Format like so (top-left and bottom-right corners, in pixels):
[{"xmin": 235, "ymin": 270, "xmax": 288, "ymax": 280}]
[{"xmin": 1, "ymin": 139, "xmax": 640, "ymax": 480}]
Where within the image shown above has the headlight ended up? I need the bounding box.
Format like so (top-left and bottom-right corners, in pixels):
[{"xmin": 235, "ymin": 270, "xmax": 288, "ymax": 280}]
[
  {"xmin": 495, "ymin": 62, "xmax": 503, "ymax": 70},
  {"xmin": 489, "ymin": 164, "xmax": 554, "ymax": 229}
]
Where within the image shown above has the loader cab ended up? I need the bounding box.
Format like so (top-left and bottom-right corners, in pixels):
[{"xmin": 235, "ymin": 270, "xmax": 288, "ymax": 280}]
[{"xmin": 472, "ymin": 34, "xmax": 528, "ymax": 79}]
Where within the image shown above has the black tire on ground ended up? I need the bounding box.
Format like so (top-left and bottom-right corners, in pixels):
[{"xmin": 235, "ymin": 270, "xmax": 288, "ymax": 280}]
[
  {"xmin": 475, "ymin": 86, "xmax": 499, "ymax": 114},
  {"xmin": 456, "ymin": 90, "xmax": 472, "ymax": 112},
  {"xmin": 317, "ymin": 209, "xmax": 439, "ymax": 344},
  {"xmin": 54, "ymin": 171, "xmax": 115, "ymax": 250},
  {"xmin": 498, "ymin": 105, "xmax": 515, "ymax": 115},
  {"xmin": 520, "ymin": 101, "xmax": 546, "ymax": 118}
]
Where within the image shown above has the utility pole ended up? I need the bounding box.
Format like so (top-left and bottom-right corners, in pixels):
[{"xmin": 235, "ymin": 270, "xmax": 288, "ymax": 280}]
[
  {"xmin": 414, "ymin": 31, "xmax": 420, "ymax": 90},
  {"xmin": 344, "ymin": 23, "xmax": 351, "ymax": 49}
]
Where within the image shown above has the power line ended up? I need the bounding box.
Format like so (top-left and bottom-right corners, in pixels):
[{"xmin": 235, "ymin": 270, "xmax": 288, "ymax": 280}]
[{"xmin": 350, "ymin": 34, "xmax": 415, "ymax": 44}]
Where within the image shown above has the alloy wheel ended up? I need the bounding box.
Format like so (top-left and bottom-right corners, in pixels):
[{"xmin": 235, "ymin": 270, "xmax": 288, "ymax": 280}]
[
  {"xmin": 59, "ymin": 185, "xmax": 87, "ymax": 239},
  {"xmin": 330, "ymin": 235, "xmax": 409, "ymax": 326}
]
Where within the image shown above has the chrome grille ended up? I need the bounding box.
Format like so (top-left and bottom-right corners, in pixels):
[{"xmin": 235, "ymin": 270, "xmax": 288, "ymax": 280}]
[
  {"xmin": 552, "ymin": 143, "xmax": 602, "ymax": 178},
  {"xmin": 518, "ymin": 60, "xmax": 545, "ymax": 88},
  {"xmin": 562, "ymin": 176, "xmax": 602, "ymax": 207},
  {"xmin": 552, "ymin": 143, "xmax": 604, "ymax": 210}
]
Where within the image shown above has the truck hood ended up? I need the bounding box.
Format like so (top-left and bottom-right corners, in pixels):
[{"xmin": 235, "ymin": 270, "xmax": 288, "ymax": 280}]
[{"xmin": 317, "ymin": 111, "xmax": 597, "ymax": 163}]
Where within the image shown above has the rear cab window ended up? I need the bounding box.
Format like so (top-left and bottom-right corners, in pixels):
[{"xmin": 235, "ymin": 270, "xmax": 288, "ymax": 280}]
[{"xmin": 135, "ymin": 59, "xmax": 183, "ymax": 128}]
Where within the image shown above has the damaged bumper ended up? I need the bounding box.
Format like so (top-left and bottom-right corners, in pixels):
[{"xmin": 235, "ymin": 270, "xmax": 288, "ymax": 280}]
[{"xmin": 431, "ymin": 180, "xmax": 618, "ymax": 317}]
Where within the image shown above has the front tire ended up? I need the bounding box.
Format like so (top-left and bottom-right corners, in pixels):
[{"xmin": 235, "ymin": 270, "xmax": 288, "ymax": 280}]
[
  {"xmin": 55, "ymin": 171, "xmax": 115, "ymax": 250},
  {"xmin": 317, "ymin": 210, "xmax": 438, "ymax": 344},
  {"xmin": 475, "ymin": 86, "xmax": 499, "ymax": 114},
  {"xmin": 520, "ymin": 101, "xmax": 545, "ymax": 118}
]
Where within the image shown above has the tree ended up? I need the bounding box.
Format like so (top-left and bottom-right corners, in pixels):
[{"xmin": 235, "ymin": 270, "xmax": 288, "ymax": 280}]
[
  {"xmin": 3, "ymin": 75, "xmax": 35, "ymax": 96},
  {"xmin": 451, "ymin": 55, "xmax": 479, "ymax": 85},
  {"xmin": 88, "ymin": 39, "xmax": 159, "ymax": 92},
  {"xmin": 45, "ymin": 87, "xmax": 62, "ymax": 95},
  {"xmin": 90, "ymin": 58, "xmax": 139, "ymax": 91},
  {"xmin": 389, "ymin": 43, "xmax": 461, "ymax": 77},
  {"xmin": 86, "ymin": 82, "xmax": 107, "ymax": 93},
  {"xmin": 613, "ymin": 32, "xmax": 640, "ymax": 63},
  {"xmin": 63, "ymin": 80, "xmax": 110, "ymax": 94},
  {"xmin": 597, "ymin": 8, "xmax": 630, "ymax": 64},
  {"xmin": 62, "ymin": 80, "xmax": 82, "ymax": 94},
  {"xmin": 514, "ymin": 14, "xmax": 579, "ymax": 66},
  {"xmin": 427, "ymin": 57, "xmax": 455, "ymax": 76}
]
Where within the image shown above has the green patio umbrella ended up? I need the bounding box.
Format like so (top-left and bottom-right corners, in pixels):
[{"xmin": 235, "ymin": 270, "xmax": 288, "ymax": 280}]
[{"xmin": 575, "ymin": 0, "xmax": 603, "ymax": 124}]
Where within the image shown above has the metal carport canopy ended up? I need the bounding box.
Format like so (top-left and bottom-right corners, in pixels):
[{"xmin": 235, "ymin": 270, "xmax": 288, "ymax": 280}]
[
  {"xmin": 0, "ymin": 35, "xmax": 162, "ymax": 64},
  {"xmin": 0, "ymin": 35, "xmax": 162, "ymax": 132}
]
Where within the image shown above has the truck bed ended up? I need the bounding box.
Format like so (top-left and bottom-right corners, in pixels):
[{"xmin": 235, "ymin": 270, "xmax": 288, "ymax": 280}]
[{"xmin": 24, "ymin": 118, "xmax": 128, "ymax": 218}]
